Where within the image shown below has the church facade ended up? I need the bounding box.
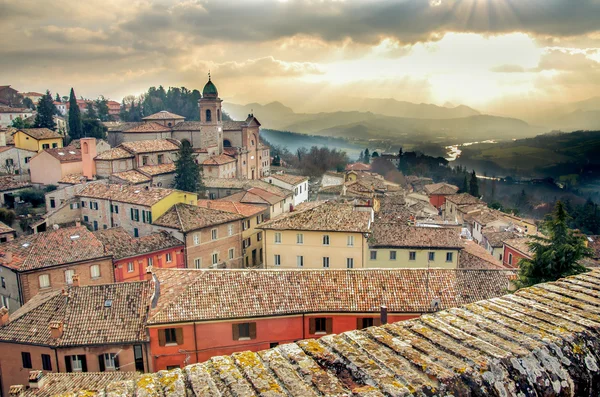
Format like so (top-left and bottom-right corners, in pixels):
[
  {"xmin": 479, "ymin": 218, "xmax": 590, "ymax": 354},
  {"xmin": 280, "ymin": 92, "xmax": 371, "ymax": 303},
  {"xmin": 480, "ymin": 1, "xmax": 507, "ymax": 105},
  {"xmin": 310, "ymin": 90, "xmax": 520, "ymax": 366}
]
[{"xmin": 106, "ymin": 78, "xmax": 270, "ymax": 180}]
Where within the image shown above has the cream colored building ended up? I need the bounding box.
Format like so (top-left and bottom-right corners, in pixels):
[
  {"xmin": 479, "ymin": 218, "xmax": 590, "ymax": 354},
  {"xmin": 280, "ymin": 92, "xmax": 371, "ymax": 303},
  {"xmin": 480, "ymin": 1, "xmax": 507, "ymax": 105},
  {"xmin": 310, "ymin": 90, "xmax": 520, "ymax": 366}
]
[{"xmin": 259, "ymin": 201, "xmax": 372, "ymax": 269}]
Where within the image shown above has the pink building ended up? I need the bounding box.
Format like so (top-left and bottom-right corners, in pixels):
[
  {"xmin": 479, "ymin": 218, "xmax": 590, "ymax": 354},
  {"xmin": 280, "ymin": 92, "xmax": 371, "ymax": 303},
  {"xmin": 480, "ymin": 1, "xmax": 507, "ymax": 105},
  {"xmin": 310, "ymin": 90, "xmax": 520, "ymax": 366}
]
[{"xmin": 30, "ymin": 148, "xmax": 82, "ymax": 185}]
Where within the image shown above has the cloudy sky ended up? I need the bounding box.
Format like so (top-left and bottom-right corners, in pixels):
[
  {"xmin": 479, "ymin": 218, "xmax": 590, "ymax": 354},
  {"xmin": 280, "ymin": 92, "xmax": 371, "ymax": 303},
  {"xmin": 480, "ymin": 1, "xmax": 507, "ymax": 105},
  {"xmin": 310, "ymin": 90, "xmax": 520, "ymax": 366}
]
[{"xmin": 2, "ymin": 0, "xmax": 600, "ymax": 116}]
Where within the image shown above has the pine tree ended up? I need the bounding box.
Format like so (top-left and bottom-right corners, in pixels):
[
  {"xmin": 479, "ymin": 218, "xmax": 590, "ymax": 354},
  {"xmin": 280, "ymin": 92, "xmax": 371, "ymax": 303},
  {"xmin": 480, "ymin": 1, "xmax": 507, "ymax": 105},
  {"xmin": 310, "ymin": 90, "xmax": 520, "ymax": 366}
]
[
  {"xmin": 462, "ymin": 175, "xmax": 468, "ymax": 193},
  {"xmin": 68, "ymin": 88, "xmax": 83, "ymax": 140},
  {"xmin": 55, "ymin": 93, "xmax": 61, "ymax": 102},
  {"xmin": 469, "ymin": 170, "xmax": 479, "ymax": 197},
  {"xmin": 364, "ymin": 148, "xmax": 370, "ymax": 164},
  {"xmin": 173, "ymin": 141, "xmax": 204, "ymax": 194},
  {"xmin": 516, "ymin": 201, "xmax": 591, "ymax": 288},
  {"xmin": 358, "ymin": 151, "xmax": 364, "ymax": 163},
  {"xmin": 33, "ymin": 90, "xmax": 57, "ymax": 130}
]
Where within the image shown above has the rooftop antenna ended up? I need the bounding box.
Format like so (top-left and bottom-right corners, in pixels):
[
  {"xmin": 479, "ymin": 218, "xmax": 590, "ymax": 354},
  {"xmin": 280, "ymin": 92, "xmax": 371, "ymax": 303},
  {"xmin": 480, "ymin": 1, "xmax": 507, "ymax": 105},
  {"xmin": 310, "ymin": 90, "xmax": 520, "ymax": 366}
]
[{"xmin": 208, "ymin": 70, "xmax": 211, "ymax": 80}]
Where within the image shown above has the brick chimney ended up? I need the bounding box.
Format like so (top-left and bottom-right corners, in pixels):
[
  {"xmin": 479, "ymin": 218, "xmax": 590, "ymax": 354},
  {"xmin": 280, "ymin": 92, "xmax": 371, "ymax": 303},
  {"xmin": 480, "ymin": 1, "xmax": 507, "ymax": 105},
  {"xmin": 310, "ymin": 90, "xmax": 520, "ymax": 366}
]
[
  {"xmin": 8, "ymin": 385, "xmax": 24, "ymax": 397},
  {"xmin": 72, "ymin": 274, "xmax": 80, "ymax": 287},
  {"xmin": 81, "ymin": 137, "xmax": 97, "ymax": 180},
  {"xmin": 380, "ymin": 305, "xmax": 388, "ymax": 325},
  {"xmin": 0, "ymin": 307, "xmax": 9, "ymax": 326},
  {"xmin": 49, "ymin": 321, "xmax": 64, "ymax": 339},
  {"xmin": 28, "ymin": 370, "xmax": 45, "ymax": 389},
  {"xmin": 144, "ymin": 267, "xmax": 153, "ymax": 281}
]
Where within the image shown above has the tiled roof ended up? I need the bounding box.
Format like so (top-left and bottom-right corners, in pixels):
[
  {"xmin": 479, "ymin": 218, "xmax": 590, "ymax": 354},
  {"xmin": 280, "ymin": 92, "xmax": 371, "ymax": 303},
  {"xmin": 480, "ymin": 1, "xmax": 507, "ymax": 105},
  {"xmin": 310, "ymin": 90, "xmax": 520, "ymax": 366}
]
[
  {"xmin": 103, "ymin": 121, "xmax": 142, "ymax": 132},
  {"xmin": 148, "ymin": 268, "xmax": 515, "ymax": 324},
  {"xmin": 0, "ymin": 176, "xmax": 31, "ymax": 191},
  {"xmin": 0, "ymin": 281, "xmax": 151, "ymax": 346},
  {"xmin": 137, "ymin": 162, "xmax": 176, "ymax": 176},
  {"xmin": 172, "ymin": 121, "xmax": 203, "ymax": 131},
  {"xmin": 66, "ymin": 138, "xmax": 108, "ymax": 149},
  {"xmin": 65, "ymin": 269, "xmax": 600, "ymax": 396},
  {"xmin": 0, "ymin": 220, "xmax": 15, "ymax": 234},
  {"xmin": 460, "ymin": 240, "xmax": 507, "ymax": 269},
  {"xmin": 0, "ymin": 106, "xmax": 31, "ymax": 113},
  {"xmin": 58, "ymin": 174, "xmax": 86, "ymax": 185},
  {"xmin": 259, "ymin": 201, "xmax": 371, "ymax": 233},
  {"xmin": 268, "ymin": 174, "xmax": 308, "ymax": 186},
  {"xmin": 202, "ymin": 154, "xmax": 236, "ymax": 165},
  {"xmin": 142, "ymin": 110, "xmax": 185, "ymax": 120},
  {"xmin": 111, "ymin": 169, "xmax": 151, "ymax": 184},
  {"xmin": 120, "ymin": 139, "xmax": 179, "ymax": 154},
  {"xmin": 94, "ymin": 147, "xmax": 134, "ymax": 160},
  {"xmin": 203, "ymin": 178, "xmax": 292, "ymax": 197},
  {"xmin": 484, "ymin": 230, "xmax": 518, "ymax": 247},
  {"xmin": 372, "ymin": 224, "xmax": 463, "ymax": 249},
  {"xmin": 423, "ymin": 182, "xmax": 459, "ymax": 195},
  {"xmin": 197, "ymin": 200, "xmax": 266, "ymax": 217},
  {"xmin": 123, "ymin": 121, "xmax": 173, "ymax": 133},
  {"xmin": 153, "ymin": 203, "xmax": 243, "ymax": 233},
  {"xmin": 345, "ymin": 162, "xmax": 371, "ymax": 171},
  {"xmin": 17, "ymin": 372, "xmax": 140, "ymax": 397},
  {"xmin": 77, "ymin": 184, "xmax": 175, "ymax": 207},
  {"xmin": 94, "ymin": 227, "xmax": 182, "ymax": 260},
  {"xmin": 469, "ymin": 209, "xmax": 509, "ymax": 226},
  {"xmin": 504, "ymin": 237, "xmax": 534, "ymax": 257},
  {"xmin": 223, "ymin": 120, "xmax": 246, "ymax": 130},
  {"xmin": 40, "ymin": 147, "xmax": 81, "ymax": 162},
  {"xmin": 445, "ymin": 192, "xmax": 482, "ymax": 206},
  {"xmin": 16, "ymin": 128, "xmax": 62, "ymax": 140},
  {"xmin": 0, "ymin": 226, "xmax": 107, "ymax": 272}
]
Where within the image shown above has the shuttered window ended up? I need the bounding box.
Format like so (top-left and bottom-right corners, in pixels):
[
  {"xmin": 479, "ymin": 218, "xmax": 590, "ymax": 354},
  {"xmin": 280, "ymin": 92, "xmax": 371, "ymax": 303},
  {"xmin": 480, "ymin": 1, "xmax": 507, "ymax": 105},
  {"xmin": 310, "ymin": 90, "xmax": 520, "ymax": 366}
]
[
  {"xmin": 309, "ymin": 317, "xmax": 333, "ymax": 335},
  {"xmin": 232, "ymin": 322, "xmax": 257, "ymax": 340},
  {"xmin": 158, "ymin": 328, "xmax": 183, "ymax": 346},
  {"xmin": 356, "ymin": 317, "xmax": 381, "ymax": 330}
]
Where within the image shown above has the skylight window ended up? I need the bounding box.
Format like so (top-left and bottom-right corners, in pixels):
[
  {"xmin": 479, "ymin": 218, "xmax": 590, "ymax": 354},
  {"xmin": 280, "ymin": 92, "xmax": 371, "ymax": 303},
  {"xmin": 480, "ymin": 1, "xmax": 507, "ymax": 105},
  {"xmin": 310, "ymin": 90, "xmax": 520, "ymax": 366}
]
[
  {"xmin": 69, "ymin": 151, "xmax": 76, "ymax": 154},
  {"xmin": 58, "ymin": 152, "xmax": 64, "ymax": 155},
  {"xmin": 22, "ymin": 242, "xmax": 30, "ymax": 247},
  {"xmin": 104, "ymin": 299, "xmax": 113, "ymax": 307},
  {"xmin": 70, "ymin": 235, "xmax": 80, "ymax": 240}
]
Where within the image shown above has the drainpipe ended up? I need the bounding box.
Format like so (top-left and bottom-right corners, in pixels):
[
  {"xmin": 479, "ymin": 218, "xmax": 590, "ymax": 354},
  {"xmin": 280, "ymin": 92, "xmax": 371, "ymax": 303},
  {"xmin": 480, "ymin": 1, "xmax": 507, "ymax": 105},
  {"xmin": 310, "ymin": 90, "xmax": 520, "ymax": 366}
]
[{"xmin": 193, "ymin": 321, "xmax": 199, "ymax": 364}]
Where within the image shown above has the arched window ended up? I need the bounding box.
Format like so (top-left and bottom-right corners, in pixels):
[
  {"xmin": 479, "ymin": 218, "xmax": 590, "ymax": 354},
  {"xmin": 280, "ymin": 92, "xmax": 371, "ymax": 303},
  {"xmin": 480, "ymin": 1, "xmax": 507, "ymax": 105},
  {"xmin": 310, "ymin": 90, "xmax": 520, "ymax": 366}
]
[
  {"xmin": 82, "ymin": 142, "xmax": 89, "ymax": 154},
  {"xmin": 206, "ymin": 109, "xmax": 212, "ymax": 122},
  {"xmin": 217, "ymin": 109, "xmax": 221, "ymax": 122},
  {"xmin": 223, "ymin": 139, "xmax": 232, "ymax": 148}
]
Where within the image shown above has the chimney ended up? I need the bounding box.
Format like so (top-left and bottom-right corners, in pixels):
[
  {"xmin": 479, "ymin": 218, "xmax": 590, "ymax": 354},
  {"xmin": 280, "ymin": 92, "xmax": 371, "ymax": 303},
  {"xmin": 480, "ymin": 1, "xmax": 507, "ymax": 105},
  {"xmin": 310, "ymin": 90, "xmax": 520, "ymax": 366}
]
[
  {"xmin": 380, "ymin": 305, "xmax": 388, "ymax": 325},
  {"xmin": 80, "ymin": 137, "xmax": 97, "ymax": 180},
  {"xmin": 144, "ymin": 267, "xmax": 153, "ymax": 281},
  {"xmin": 0, "ymin": 307, "xmax": 9, "ymax": 326},
  {"xmin": 150, "ymin": 273, "xmax": 160, "ymax": 309},
  {"xmin": 28, "ymin": 370, "xmax": 45, "ymax": 389},
  {"xmin": 3, "ymin": 251, "xmax": 12, "ymax": 263},
  {"xmin": 71, "ymin": 274, "xmax": 80, "ymax": 287},
  {"xmin": 49, "ymin": 321, "xmax": 63, "ymax": 339},
  {"xmin": 8, "ymin": 385, "xmax": 25, "ymax": 397},
  {"xmin": 75, "ymin": 220, "xmax": 81, "ymax": 227}
]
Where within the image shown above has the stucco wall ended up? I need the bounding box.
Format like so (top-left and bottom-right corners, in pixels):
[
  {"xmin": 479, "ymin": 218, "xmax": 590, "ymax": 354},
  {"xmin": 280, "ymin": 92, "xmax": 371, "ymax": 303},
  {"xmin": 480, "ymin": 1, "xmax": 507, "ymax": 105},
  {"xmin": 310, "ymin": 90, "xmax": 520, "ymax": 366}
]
[{"xmin": 366, "ymin": 248, "xmax": 460, "ymax": 269}]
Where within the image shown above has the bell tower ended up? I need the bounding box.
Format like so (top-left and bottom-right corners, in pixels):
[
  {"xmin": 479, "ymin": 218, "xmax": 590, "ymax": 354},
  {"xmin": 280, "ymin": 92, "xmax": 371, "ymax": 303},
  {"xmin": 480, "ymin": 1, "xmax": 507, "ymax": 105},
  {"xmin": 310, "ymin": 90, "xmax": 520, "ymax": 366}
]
[{"xmin": 198, "ymin": 72, "xmax": 223, "ymax": 153}]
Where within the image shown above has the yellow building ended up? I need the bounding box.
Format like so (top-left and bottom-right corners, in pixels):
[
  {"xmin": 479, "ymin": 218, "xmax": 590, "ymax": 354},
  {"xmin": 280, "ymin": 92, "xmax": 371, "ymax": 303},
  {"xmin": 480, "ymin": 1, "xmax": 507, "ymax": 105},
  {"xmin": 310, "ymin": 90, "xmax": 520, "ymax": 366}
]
[
  {"xmin": 259, "ymin": 201, "xmax": 372, "ymax": 269},
  {"xmin": 367, "ymin": 224, "xmax": 463, "ymax": 269},
  {"xmin": 13, "ymin": 128, "xmax": 63, "ymax": 153}
]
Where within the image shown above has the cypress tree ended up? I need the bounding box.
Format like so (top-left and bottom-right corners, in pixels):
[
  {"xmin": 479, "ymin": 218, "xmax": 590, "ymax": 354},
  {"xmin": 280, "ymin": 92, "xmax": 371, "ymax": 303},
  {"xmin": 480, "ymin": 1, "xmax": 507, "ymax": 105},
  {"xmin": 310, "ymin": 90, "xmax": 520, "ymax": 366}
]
[
  {"xmin": 173, "ymin": 141, "xmax": 204, "ymax": 194},
  {"xmin": 33, "ymin": 90, "xmax": 57, "ymax": 130},
  {"xmin": 364, "ymin": 148, "xmax": 370, "ymax": 164},
  {"xmin": 68, "ymin": 88, "xmax": 83, "ymax": 139},
  {"xmin": 469, "ymin": 170, "xmax": 479, "ymax": 197}
]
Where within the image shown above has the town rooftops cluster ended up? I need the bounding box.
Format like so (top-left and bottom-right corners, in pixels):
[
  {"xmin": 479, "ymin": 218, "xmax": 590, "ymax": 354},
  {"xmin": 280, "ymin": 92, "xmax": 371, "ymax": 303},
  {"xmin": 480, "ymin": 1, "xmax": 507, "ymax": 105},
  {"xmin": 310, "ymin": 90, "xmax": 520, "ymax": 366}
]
[
  {"xmin": 93, "ymin": 227, "xmax": 182, "ymax": 260},
  {"xmin": 423, "ymin": 182, "xmax": 459, "ymax": 196},
  {"xmin": 77, "ymin": 183, "xmax": 178, "ymax": 207},
  {"xmin": 153, "ymin": 203, "xmax": 244, "ymax": 233},
  {"xmin": 268, "ymin": 173, "xmax": 308, "ymax": 185},
  {"xmin": 371, "ymin": 223, "xmax": 463, "ymax": 249},
  {"xmin": 197, "ymin": 199, "xmax": 265, "ymax": 217},
  {"xmin": 27, "ymin": 269, "xmax": 600, "ymax": 396},
  {"xmin": 203, "ymin": 177, "xmax": 292, "ymax": 197}
]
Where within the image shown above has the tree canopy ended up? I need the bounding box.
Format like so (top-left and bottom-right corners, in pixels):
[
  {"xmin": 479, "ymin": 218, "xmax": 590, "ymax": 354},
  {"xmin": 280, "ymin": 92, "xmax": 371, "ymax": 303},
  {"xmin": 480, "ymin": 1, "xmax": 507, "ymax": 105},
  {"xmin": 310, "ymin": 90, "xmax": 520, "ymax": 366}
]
[
  {"xmin": 469, "ymin": 170, "xmax": 479, "ymax": 197},
  {"xmin": 173, "ymin": 141, "xmax": 204, "ymax": 194},
  {"xmin": 33, "ymin": 91, "xmax": 57, "ymax": 130},
  {"xmin": 68, "ymin": 88, "xmax": 83, "ymax": 140}
]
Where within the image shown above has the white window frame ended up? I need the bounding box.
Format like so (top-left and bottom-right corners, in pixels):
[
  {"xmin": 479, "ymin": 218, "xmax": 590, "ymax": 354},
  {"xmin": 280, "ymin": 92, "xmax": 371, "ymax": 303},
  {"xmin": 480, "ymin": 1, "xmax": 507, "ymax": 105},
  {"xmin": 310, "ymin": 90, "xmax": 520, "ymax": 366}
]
[
  {"xmin": 193, "ymin": 233, "xmax": 200, "ymax": 245},
  {"xmin": 211, "ymin": 229, "xmax": 218, "ymax": 241},
  {"xmin": 323, "ymin": 257, "xmax": 330, "ymax": 268},
  {"xmin": 347, "ymin": 258, "xmax": 354, "ymax": 269},
  {"xmin": 90, "ymin": 264, "xmax": 100, "ymax": 279},
  {"xmin": 194, "ymin": 258, "xmax": 201, "ymax": 269},
  {"xmin": 446, "ymin": 252, "xmax": 453, "ymax": 262},
  {"xmin": 409, "ymin": 251, "xmax": 416, "ymax": 261},
  {"xmin": 229, "ymin": 248, "xmax": 234, "ymax": 260},
  {"xmin": 39, "ymin": 274, "xmax": 50, "ymax": 289},
  {"xmin": 274, "ymin": 232, "xmax": 281, "ymax": 244},
  {"xmin": 296, "ymin": 233, "xmax": 303, "ymax": 244},
  {"xmin": 147, "ymin": 257, "xmax": 153, "ymax": 268},
  {"xmin": 64, "ymin": 269, "xmax": 74, "ymax": 285},
  {"xmin": 127, "ymin": 262, "xmax": 134, "ymax": 273},
  {"xmin": 212, "ymin": 253, "xmax": 218, "ymax": 265},
  {"xmin": 228, "ymin": 224, "xmax": 234, "ymax": 236},
  {"xmin": 297, "ymin": 256, "xmax": 304, "ymax": 268},
  {"xmin": 71, "ymin": 355, "xmax": 83, "ymax": 372},
  {"xmin": 274, "ymin": 254, "xmax": 281, "ymax": 266},
  {"xmin": 323, "ymin": 235, "xmax": 330, "ymax": 246},
  {"xmin": 1, "ymin": 295, "xmax": 9, "ymax": 309},
  {"xmin": 166, "ymin": 253, "xmax": 172, "ymax": 263},
  {"xmin": 104, "ymin": 353, "xmax": 116, "ymax": 370},
  {"xmin": 347, "ymin": 235, "xmax": 354, "ymax": 247},
  {"xmin": 428, "ymin": 252, "xmax": 435, "ymax": 262}
]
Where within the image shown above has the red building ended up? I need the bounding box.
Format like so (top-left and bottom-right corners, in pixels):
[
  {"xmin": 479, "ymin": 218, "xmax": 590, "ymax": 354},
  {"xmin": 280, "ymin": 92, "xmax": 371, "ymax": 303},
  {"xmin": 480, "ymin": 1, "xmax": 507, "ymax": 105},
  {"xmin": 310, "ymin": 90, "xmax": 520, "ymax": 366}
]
[
  {"xmin": 107, "ymin": 100, "xmax": 121, "ymax": 117},
  {"xmin": 146, "ymin": 268, "xmax": 515, "ymax": 371},
  {"xmin": 502, "ymin": 237, "xmax": 532, "ymax": 268},
  {"xmin": 423, "ymin": 182, "xmax": 459, "ymax": 209},
  {"xmin": 94, "ymin": 227, "xmax": 184, "ymax": 282}
]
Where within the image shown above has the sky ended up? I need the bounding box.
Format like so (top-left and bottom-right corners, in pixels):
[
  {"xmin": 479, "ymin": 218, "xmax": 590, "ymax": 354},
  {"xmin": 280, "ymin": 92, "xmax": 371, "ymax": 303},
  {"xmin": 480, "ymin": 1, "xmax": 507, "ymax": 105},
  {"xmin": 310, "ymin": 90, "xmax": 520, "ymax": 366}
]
[{"xmin": 2, "ymin": 0, "xmax": 600, "ymax": 116}]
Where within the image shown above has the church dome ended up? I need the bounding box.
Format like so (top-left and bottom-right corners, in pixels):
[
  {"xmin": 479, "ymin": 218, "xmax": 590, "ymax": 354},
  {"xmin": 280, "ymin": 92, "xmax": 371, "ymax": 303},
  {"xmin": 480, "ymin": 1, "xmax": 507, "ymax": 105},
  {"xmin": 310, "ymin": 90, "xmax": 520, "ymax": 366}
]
[{"xmin": 202, "ymin": 77, "xmax": 218, "ymax": 98}]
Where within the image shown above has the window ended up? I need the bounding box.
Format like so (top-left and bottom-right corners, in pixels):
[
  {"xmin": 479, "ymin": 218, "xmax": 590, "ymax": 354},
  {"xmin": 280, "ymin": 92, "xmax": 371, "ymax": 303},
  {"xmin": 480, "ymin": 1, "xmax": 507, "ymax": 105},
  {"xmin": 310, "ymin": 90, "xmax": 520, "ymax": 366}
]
[
  {"xmin": 256, "ymin": 215, "xmax": 262, "ymax": 225},
  {"xmin": 211, "ymin": 229, "xmax": 218, "ymax": 240},
  {"xmin": 42, "ymin": 144, "xmax": 50, "ymax": 149},
  {"xmin": 65, "ymin": 269, "xmax": 74, "ymax": 285},
  {"xmin": 159, "ymin": 328, "xmax": 183, "ymax": 346},
  {"xmin": 209, "ymin": 193, "xmax": 216, "ymax": 200},
  {"xmin": 91, "ymin": 201, "xmax": 98, "ymax": 210},
  {"xmin": 205, "ymin": 109, "xmax": 212, "ymax": 122},
  {"xmin": 134, "ymin": 228, "xmax": 139, "ymax": 238},
  {"xmin": 409, "ymin": 251, "xmax": 416, "ymax": 261},
  {"xmin": 228, "ymin": 224, "xmax": 234, "ymax": 236},
  {"xmin": 147, "ymin": 257, "xmax": 153, "ymax": 268},
  {"xmin": 212, "ymin": 253, "xmax": 218, "ymax": 265},
  {"xmin": 499, "ymin": 254, "xmax": 503, "ymax": 261},
  {"xmin": 52, "ymin": 143, "xmax": 58, "ymax": 148},
  {"xmin": 22, "ymin": 352, "xmax": 32, "ymax": 369},
  {"xmin": 296, "ymin": 233, "xmax": 303, "ymax": 244},
  {"xmin": 390, "ymin": 251, "xmax": 397, "ymax": 260},
  {"xmin": 142, "ymin": 156, "xmax": 149, "ymax": 165},
  {"xmin": 93, "ymin": 220, "xmax": 98, "ymax": 231},
  {"xmin": 347, "ymin": 258, "xmax": 354, "ymax": 269},
  {"xmin": 1, "ymin": 276, "xmax": 5, "ymax": 288},
  {"xmin": 50, "ymin": 198, "xmax": 56, "ymax": 208},
  {"xmin": 24, "ymin": 157, "xmax": 31, "ymax": 163},
  {"xmin": 322, "ymin": 235, "xmax": 330, "ymax": 246},
  {"xmin": 39, "ymin": 274, "xmax": 50, "ymax": 288},
  {"xmin": 257, "ymin": 232, "xmax": 262, "ymax": 241},
  {"xmin": 347, "ymin": 235, "xmax": 354, "ymax": 247},
  {"xmin": 508, "ymin": 253, "xmax": 513, "ymax": 265},
  {"xmin": 297, "ymin": 256, "xmax": 304, "ymax": 268},
  {"xmin": 127, "ymin": 262, "xmax": 134, "ymax": 273},
  {"xmin": 193, "ymin": 233, "xmax": 200, "ymax": 245},
  {"xmin": 194, "ymin": 258, "xmax": 201, "ymax": 269},
  {"xmin": 42, "ymin": 354, "xmax": 52, "ymax": 370},
  {"xmin": 157, "ymin": 154, "xmax": 164, "ymax": 164},
  {"xmin": 70, "ymin": 203, "xmax": 79, "ymax": 210},
  {"xmin": 130, "ymin": 208, "xmax": 140, "ymax": 222},
  {"xmin": 112, "ymin": 205, "xmax": 119, "ymax": 214},
  {"xmin": 90, "ymin": 264, "xmax": 100, "ymax": 279},
  {"xmin": 310, "ymin": 317, "xmax": 331, "ymax": 334},
  {"xmin": 102, "ymin": 353, "xmax": 117, "ymax": 370},
  {"xmin": 81, "ymin": 200, "xmax": 87, "ymax": 208},
  {"xmin": 167, "ymin": 365, "xmax": 180, "ymax": 370},
  {"xmin": 370, "ymin": 251, "xmax": 377, "ymax": 260},
  {"xmin": 323, "ymin": 257, "xmax": 330, "ymax": 268},
  {"xmin": 274, "ymin": 233, "xmax": 282, "ymax": 244},
  {"xmin": 83, "ymin": 216, "xmax": 89, "ymax": 222},
  {"xmin": 1, "ymin": 295, "xmax": 9, "ymax": 309},
  {"xmin": 357, "ymin": 317, "xmax": 381, "ymax": 330},
  {"xmin": 166, "ymin": 253, "xmax": 172, "ymax": 263},
  {"xmin": 243, "ymin": 238, "xmax": 250, "ymax": 249},
  {"xmin": 68, "ymin": 355, "xmax": 86, "ymax": 372},
  {"xmin": 274, "ymin": 255, "xmax": 281, "ymax": 266},
  {"xmin": 232, "ymin": 322, "xmax": 256, "ymax": 340},
  {"xmin": 428, "ymin": 252, "xmax": 435, "ymax": 262},
  {"xmin": 142, "ymin": 210, "xmax": 152, "ymax": 224},
  {"xmin": 446, "ymin": 252, "xmax": 453, "ymax": 262},
  {"xmin": 229, "ymin": 248, "xmax": 234, "ymax": 260}
]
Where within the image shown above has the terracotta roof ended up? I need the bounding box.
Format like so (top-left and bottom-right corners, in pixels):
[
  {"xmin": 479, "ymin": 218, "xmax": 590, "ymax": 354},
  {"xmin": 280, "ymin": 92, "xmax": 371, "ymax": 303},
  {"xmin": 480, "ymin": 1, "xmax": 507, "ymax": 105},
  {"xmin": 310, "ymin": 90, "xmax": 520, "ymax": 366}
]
[
  {"xmin": 111, "ymin": 169, "xmax": 151, "ymax": 184},
  {"xmin": 222, "ymin": 120, "xmax": 246, "ymax": 130},
  {"xmin": 483, "ymin": 230, "xmax": 519, "ymax": 247},
  {"xmin": 504, "ymin": 237, "xmax": 534, "ymax": 258},
  {"xmin": 77, "ymin": 184, "xmax": 176, "ymax": 207},
  {"xmin": 103, "ymin": 121, "xmax": 142, "ymax": 132},
  {"xmin": 0, "ymin": 220, "xmax": 14, "ymax": 235},
  {"xmin": 371, "ymin": 224, "xmax": 463, "ymax": 249},
  {"xmin": 445, "ymin": 193, "xmax": 483, "ymax": 206},
  {"xmin": 0, "ymin": 106, "xmax": 31, "ymax": 113},
  {"xmin": 423, "ymin": 182, "xmax": 459, "ymax": 195},
  {"xmin": 148, "ymin": 268, "xmax": 515, "ymax": 324},
  {"xmin": 137, "ymin": 162, "xmax": 176, "ymax": 176},
  {"xmin": 142, "ymin": 110, "xmax": 185, "ymax": 120},
  {"xmin": 0, "ymin": 226, "xmax": 108, "ymax": 272},
  {"xmin": 0, "ymin": 176, "xmax": 31, "ymax": 191},
  {"xmin": 94, "ymin": 227, "xmax": 182, "ymax": 260},
  {"xmin": 203, "ymin": 178, "xmax": 292, "ymax": 197},
  {"xmin": 0, "ymin": 281, "xmax": 151, "ymax": 346},
  {"xmin": 39, "ymin": 147, "xmax": 81, "ymax": 162},
  {"xmin": 119, "ymin": 139, "xmax": 179, "ymax": 154},
  {"xmin": 123, "ymin": 121, "xmax": 173, "ymax": 133},
  {"xmin": 58, "ymin": 174, "xmax": 86, "ymax": 185},
  {"xmin": 0, "ymin": 146, "xmax": 36, "ymax": 155},
  {"xmin": 64, "ymin": 269, "xmax": 600, "ymax": 396},
  {"xmin": 16, "ymin": 128, "xmax": 62, "ymax": 140},
  {"xmin": 66, "ymin": 138, "xmax": 108, "ymax": 149},
  {"xmin": 94, "ymin": 146, "xmax": 134, "ymax": 160},
  {"xmin": 202, "ymin": 154, "xmax": 236, "ymax": 165},
  {"xmin": 172, "ymin": 121, "xmax": 203, "ymax": 131},
  {"xmin": 345, "ymin": 162, "xmax": 371, "ymax": 171},
  {"xmin": 17, "ymin": 372, "xmax": 140, "ymax": 396},
  {"xmin": 460, "ymin": 240, "xmax": 507, "ymax": 269},
  {"xmin": 197, "ymin": 199, "xmax": 266, "ymax": 217},
  {"xmin": 259, "ymin": 201, "xmax": 371, "ymax": 233},
  {"xmin": 153, "ymin": 203, "xmax": 243, "ymax": 233}
]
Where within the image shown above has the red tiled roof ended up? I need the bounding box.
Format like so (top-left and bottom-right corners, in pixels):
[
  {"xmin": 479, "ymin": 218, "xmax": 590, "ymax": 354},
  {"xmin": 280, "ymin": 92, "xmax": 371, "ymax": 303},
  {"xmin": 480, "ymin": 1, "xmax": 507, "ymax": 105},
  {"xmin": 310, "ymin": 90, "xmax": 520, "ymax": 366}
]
[
  {"xmin": 94, "ymin": 147, "xmax": 134, "ymax": 160},
  {"xmin": 123, "ymin": 122, "xmax": 172, "ymax": 133},
  {"xmin": 120, "ymin": 139, "xmax": 179, "ymax": 153},
  {"xmin": 77, "ymin": 184, "xmax": 176, "ymax": 207},
  {"xmin": 137, "ymin": 163, "xmax": 176, "ymax": 176},
  {"xmin": 40, "ymin": 147, "xmax": 81, "ymax": 162},
  {"xmin": 371, "ymin": 224, "xmax": 463, "ymax": 249},
  {"xmin": 94, "ymin": 227, "xmax": 182, "ymax": 260},
  {"xmin": 460, "ymin": 240, "xmax": 507, "ymax": 269},
  {"xmin": 0, "ymin": 176, "xmax": 31, "ymax": 191},
  {"xmin": 153, "ymin": 203, "xmax": 243, "ymax": 233},
  {"xmin": 16, "ymin": 128, "xmax": 62, "ymax": 140},
  {"xmin": 111, "ymin": 170, "xmax": 151, "ymax": 184},
  {"xmin": 268, "ymin": 173, "xmax": 308, "ymax": 186},
  {"xmin": 142, "ymin": 110, "xmax": 185, "ymax": 120},
  {"xmin": 423, "ymin": 183, "xmax": 459, "ymax": 196},
  {"xmin": 197, "ymin": 200, "xmax": 266, "ymax": 217},
  {"xmin": 445, "ymin": 193, "xmax": 483, "ymax": 206},
  {"xmin": 345, "ymin": 163, "xmax": 371, "ymax": 171},
  {"xmin": 202, "ymin": 154, "xmax": 236, "ymax": 165}
]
